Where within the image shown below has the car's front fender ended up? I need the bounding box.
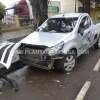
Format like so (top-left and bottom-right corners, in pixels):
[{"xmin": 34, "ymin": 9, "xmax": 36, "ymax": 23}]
[{"xmin": 61, "ymin": 41, "xmax": 78, "ymax": 56}]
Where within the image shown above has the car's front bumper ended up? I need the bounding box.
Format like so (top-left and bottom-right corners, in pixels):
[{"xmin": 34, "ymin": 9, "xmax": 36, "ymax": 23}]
[
  {"xmin": 18, "ymin": 43, "xmax": 64, "ymax": 70},
  {"xmin": 19, "ymin": 53, "xmax": 64, "ymax": 70}
]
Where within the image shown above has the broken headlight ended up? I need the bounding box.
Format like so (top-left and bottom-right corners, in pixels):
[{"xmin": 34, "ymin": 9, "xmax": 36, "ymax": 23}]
[{"xmin": 45, "ymin": 41, "xmax": 64, "ymax": 56}]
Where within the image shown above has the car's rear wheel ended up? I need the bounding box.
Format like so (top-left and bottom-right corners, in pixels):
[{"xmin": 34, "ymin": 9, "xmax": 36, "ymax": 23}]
[
  {"xmin": 94, "ymin": 38, "xmax": 100, "ymax": 49},
  {"xmin": 54, "ymin": 50, "xmax": 77, "ymax": 73}
]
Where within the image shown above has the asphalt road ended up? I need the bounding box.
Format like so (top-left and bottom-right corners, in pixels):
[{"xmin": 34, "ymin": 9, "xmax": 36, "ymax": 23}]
[{"xmin": 0, "ymin": 36, "xmax": 100, "ymax": 100}]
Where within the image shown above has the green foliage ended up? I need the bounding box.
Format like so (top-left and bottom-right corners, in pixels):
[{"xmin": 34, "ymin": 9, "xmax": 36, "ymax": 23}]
[{"xmin": 0, "ymin": 2, "xmax": 5, "ymax": 20}]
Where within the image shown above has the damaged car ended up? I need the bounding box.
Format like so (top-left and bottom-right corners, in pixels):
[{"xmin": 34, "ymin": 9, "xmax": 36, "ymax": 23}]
[{"xmin": 0, "ymin": 13, "xmax": 100, "ymax": 73}]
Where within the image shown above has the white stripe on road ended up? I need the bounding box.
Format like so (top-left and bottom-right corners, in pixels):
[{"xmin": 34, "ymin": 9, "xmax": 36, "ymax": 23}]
[
  {"xmin": 93, "ymin": 59, "xmax": 100, "ymax": 72},
  {"xmin": 75, "ymin": 81, "xmax": 91, "ymax": 100}
]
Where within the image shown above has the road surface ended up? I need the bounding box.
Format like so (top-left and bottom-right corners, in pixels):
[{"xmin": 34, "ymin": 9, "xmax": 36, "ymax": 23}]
[{"xmin": 0, "ymin": 33, "xmax": 100, "ymax": 100}]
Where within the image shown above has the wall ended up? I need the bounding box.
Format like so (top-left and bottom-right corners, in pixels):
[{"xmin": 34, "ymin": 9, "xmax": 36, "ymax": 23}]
[
  {"xmin": 51, "ymin": 0, "xmax": 83, "ymax": 13},
  {"xmin": 48, "ymin": 1, "xmax": 60, "ymax": 16},
  {"xmin": 61, "ymin": 0, "xmax": 78, "ymax": 13}
]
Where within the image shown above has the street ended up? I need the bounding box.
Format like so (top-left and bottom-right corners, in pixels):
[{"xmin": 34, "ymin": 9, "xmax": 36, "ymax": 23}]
[
  {"xmin": 0, "ymin": 0, "xmax": 100, "ymax": 99},
  {"xmin": 0, "ymin": 33, "xmax": 100, "ymax": 100}
]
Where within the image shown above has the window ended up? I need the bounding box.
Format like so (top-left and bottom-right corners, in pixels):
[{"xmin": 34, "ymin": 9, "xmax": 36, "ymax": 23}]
[
  {"xmin": 78, "ymin": 16, "xmax": 91, "ymax": 34},
  {"xmin": 87, "ymin": 17, "xmax": 91, "ymax": 27},
  {"xmin": 38, "ymin": 17, "xmax": 78, "ymax": 33}
]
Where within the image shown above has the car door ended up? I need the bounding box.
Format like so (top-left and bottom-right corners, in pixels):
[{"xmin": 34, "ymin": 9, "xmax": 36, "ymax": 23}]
[
  {"xmin": 83, "ymin": 16, "xmax": 95, "ymax": 45},
  {"xmin": 77, "ymin": 16, "xmax": 92, "ymax": 53}
]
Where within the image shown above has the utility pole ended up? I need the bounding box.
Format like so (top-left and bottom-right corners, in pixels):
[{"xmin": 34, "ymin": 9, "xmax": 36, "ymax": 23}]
[{"xmin": 75, "ymin": 0, "xmax": 77, "ymax": 13}]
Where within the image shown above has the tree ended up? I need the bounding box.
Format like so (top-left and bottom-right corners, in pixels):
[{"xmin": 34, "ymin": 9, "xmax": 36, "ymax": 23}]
[
  {"xmin": 83, "ymin": 0, "xmax": 90, "ymax": 14},
  {"xmin": 29, "ymin": 0, "xmax": 48, "ymax": 29},
  {"xmin": 0, "ymin": 2, "xmax": 5, "ymax": 20},
  {"xmin": 79, "ymin": 0, "xmax": 90, "ymax": 14},
  {"xmin": 0, "ymin": 2, "xmax": 5, "ymax": 33}
]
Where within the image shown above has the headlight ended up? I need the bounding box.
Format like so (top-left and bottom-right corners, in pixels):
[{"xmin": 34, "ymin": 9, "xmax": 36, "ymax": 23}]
[{"xmin": 45, "ymin": 41, "xmax": 64, "ymax": 56}]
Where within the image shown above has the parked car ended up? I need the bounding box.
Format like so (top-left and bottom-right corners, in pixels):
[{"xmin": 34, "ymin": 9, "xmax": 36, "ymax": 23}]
[{"xmin": 0, "ymin": 13, "xmax": 100, "ymax": 73}]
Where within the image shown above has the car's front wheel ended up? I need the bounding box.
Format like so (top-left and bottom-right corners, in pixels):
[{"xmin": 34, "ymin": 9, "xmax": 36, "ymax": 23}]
[
  {"xmin": 54, "ymin": 50, "xmax": 77, "ymax": 73},
  {"xmin": 94, "ymin": 38, "xmax": 100, "ymax": 49}
]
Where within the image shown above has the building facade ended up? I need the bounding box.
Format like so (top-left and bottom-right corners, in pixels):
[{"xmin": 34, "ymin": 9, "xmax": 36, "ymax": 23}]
[
  {"xmin": 91, "ymin": 0, "xmax": 100, "ymax": 21},
  {"xmin": 49, "ymin": 0, "xmax": 83, "ymax": 15}
]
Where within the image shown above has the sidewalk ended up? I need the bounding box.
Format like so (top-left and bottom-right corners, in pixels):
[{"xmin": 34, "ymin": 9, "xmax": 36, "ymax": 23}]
[{"xmin": 0, "ymin": 30, "xmax": 31, "ymax": 42}]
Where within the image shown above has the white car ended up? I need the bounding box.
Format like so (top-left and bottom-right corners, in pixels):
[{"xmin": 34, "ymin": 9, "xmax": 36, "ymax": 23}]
[{"xmin": 0, "ymin": 13, "xmax": 100, "ymax": 73}]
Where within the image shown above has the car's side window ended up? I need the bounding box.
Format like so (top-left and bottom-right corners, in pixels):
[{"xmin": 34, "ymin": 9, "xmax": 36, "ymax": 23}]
[
  {"xmin": 78, "ymin": 16, "xmax": 91, "ymax": 35},
  {"xmin": 86, "ymin": 17, "xmax": 92, "ymax": 28}
]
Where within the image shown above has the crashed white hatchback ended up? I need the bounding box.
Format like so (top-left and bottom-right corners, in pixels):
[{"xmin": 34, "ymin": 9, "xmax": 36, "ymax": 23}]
[{"xmin": 0, "ymin": 13, "xmax": 100, "ymax": 73}]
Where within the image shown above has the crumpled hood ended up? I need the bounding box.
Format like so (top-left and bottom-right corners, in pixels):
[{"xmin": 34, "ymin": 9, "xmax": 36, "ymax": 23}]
[{"xmin": 20, "ymin": 31, "xmax": 70, "ymax": 47}]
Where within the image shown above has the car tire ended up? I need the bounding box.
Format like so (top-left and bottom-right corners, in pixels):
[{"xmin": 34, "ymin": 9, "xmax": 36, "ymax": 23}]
[
  {"xmin": 94, "ymin": 38, "xmax": 100, "ymax": 49},
  {"xmin": 54, "ymin": 50, "xmax": 77, "ymax": 73}
]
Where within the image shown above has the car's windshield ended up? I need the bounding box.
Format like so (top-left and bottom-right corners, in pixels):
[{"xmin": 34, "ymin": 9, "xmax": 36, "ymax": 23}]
[{"xmin": 38, "ymin": 17, "xmax": 78, "ymax": 33}]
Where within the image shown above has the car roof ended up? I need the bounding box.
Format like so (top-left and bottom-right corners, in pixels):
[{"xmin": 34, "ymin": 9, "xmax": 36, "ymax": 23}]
[{"xmin": 50, "ymin": 13, "xmax": 89, "ymax": 18}]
